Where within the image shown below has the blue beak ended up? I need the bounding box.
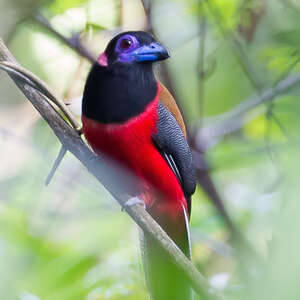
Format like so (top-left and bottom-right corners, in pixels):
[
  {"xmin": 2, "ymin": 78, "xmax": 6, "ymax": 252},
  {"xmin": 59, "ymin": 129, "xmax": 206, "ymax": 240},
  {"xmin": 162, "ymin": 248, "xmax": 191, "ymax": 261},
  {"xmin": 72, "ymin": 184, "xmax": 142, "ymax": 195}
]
[{"xmin": 134, "ymin": 42, "xmax": 170, "ymax": 62}]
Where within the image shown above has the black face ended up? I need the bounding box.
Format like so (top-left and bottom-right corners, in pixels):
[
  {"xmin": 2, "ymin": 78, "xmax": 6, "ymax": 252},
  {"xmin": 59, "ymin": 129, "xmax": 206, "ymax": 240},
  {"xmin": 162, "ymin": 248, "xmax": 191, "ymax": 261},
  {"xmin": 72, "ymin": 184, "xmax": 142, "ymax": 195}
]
[
  {"xmin": 104, "ymin": 31, "xmax": 170, "ymax": 65},
  {"xmin": 82, "ymin": 31, "xmax": 170, "ymax": 124}
]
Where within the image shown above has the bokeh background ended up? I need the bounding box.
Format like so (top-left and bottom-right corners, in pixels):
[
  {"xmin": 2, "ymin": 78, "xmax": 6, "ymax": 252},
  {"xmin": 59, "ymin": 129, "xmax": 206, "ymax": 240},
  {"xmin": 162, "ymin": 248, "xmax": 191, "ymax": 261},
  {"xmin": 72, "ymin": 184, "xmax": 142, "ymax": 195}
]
[{"xmin": 1, "ymin": 0, "xmax": 300, "ymax": 299}]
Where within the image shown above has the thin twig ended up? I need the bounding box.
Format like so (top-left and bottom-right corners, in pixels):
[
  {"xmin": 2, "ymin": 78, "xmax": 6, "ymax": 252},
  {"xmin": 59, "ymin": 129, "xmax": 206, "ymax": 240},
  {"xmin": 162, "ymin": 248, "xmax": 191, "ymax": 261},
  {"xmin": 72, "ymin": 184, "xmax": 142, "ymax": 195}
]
[
  {"xmin": 45, "ymin": 146, "xmax": 67, "ymax": 186},
  {"xmin": 280, "ymin": 0, "xmax": 300, "ymax": 13},
  {"xmin": 204, "ymin": 0, "xmax": 290, "ymax": 154},
  {"xmin": 198, "ymin": 71, "xmax": 300, "ymax": 148},
  {"xmin": 274, "ymin": 51, "xmax": 300, "ymax": 85},
  {"xmin": 140, "ymin": 0, "xmax": 152, "ymax": 30},
  {"xmin": 197, "ymin": 16, "xmax": 207, "ymax": 126},
  {"xmin": 0, "ymin": 38, "xmax": 221, "ymax": 300},
  {"xmin": 34, "ymin": 12, "xmax": 96, "ymax": 64},
  {"xmin": 117, "ymin": 0, "xmax": 124, "ymax": 29},
  {"xmin": 204, "ymin": 0, "xmax": 263, "ymax": 91},
  {"xmin": 193, "ymin": 11, "xmax": 249, "ymax": 248},
  {"xmin": 0, "ymin": 61, "xmax": 81, "ymax": 131},
  {"xmin": 263, "ymin": 51, "xmax": 300, "ymax": 152},
  {"xmin": 202, "ymin": 0, "xmax": 288, "ymax": 149}
]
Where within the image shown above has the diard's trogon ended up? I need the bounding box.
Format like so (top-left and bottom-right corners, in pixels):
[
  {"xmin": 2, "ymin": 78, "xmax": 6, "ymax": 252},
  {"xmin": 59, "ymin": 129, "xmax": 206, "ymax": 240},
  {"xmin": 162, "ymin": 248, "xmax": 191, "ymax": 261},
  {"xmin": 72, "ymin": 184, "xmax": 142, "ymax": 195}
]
[{"xmin": 82, "ymin": 31, "xmax": 196, "ymax": 300}]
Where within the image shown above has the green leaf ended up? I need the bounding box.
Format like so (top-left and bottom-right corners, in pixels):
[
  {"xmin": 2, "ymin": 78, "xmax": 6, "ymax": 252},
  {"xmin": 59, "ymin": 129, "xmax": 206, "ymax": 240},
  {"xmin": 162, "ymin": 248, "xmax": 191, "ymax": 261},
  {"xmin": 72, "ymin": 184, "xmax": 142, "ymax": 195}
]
[
  {"xmin": 85, "ymin": 22, "xmax": 107, "ymax": 32},
  {"xmin": 274, "ymin": 30, "xmax": 300, "ymax": 49},
  {"xmin": 48, "ymin": 0, "xmax": 88, "ymax": 14}
]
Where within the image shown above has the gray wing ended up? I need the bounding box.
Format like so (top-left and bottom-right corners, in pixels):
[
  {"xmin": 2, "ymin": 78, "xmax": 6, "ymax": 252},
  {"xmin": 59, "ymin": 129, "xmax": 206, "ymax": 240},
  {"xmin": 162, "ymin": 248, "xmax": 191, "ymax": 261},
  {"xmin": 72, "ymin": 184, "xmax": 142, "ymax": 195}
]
[{"xmin": 152, "ymin": 102, "xmax": 196, "ymax": 214}]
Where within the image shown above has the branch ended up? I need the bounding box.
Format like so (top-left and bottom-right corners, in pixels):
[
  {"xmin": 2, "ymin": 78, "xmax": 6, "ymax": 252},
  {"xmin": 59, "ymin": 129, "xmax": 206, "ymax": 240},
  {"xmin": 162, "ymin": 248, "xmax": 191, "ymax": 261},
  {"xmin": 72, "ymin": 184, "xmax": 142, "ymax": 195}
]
[
  {"xmin": 0, "ymin": 61, "xmax": 81, "ymax": 131},
  {"xmin": 0, "ymin": 38, "xmax": 221, "ymax": 300},
  {"xmin": 34, "ymin": 12, "xmax": 96, "ymax": 64},
  {"xmin": 204, "ymin": 0, "xmax": 263, "ymax": 91},
  {"xmin": 198, "ymin": 71, "xmax": 300, "ymax": 149},
  {"xmin": 197, "ymin": 16, "xmax": 207, "ymax": 123},
  {"xmin": 140, "ymin": 0, "xmax": 152, "ymax": 30},
  {"xmin": 192, "ymin": 10, "xmax": 248, "ymax": 251},
  {"xmin": 280, "ymin": 0, "xmax": 300, "ymax": 13}
]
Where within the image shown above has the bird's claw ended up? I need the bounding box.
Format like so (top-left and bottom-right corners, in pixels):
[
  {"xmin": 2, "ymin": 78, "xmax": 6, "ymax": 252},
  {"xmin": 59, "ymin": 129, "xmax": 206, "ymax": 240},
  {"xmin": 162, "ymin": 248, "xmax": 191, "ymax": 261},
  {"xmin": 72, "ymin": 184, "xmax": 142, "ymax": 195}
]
[
  {"xmin": 123, "ymin": 197, "xmax": 145, "ymax": 210},
  {"xmin": 76, "ymin": 126, "xmax": 83, "ymax": 135}
]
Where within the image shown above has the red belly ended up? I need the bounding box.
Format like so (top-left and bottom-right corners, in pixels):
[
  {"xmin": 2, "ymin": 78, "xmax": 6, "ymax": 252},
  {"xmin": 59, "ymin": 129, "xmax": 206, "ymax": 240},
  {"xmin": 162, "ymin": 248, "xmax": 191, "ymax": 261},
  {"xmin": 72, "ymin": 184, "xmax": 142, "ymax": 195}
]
[{"xmin": 81, "ymin": 98, "xmax": 186, "ymax": 217}]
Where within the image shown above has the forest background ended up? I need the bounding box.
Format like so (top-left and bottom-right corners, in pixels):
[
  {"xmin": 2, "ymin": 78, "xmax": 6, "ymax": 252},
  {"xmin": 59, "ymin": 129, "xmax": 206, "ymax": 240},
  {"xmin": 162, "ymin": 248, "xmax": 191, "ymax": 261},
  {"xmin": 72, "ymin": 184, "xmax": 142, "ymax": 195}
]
[{"xmin": 0, "ymin": 0, "xmax": 300, "ymax": 299}]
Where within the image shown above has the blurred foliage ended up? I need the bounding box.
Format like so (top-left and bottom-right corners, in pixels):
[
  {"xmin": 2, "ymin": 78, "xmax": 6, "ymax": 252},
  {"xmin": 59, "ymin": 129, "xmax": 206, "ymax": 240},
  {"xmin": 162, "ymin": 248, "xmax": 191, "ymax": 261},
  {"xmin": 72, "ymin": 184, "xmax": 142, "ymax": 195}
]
[{"xmin": 1, "ymin": 0, "xmax": 300, "ymax": 299}]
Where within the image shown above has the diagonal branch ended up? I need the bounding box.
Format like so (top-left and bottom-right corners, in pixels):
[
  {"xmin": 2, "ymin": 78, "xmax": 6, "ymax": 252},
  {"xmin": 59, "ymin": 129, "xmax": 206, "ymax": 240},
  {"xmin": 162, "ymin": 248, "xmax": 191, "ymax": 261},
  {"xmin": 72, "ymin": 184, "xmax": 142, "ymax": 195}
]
[
  {"xmin": 0, "ymin": 38, "xmax": 221, "ymax": 300},
  {"xmin": 197, "ymin": 16, "xmax": 207, "ymax": 124},
  {"xmin": 198, "ymin": 71, "xmax": 300, "ymax": 149},
  {"xmin": 204, "ymin": 0, "xmax": 263, "ymax": 91},
  {"xmin": 0, "ymin": 60, "xmax": 81, "ymax": 131},
  {"xmin": 34, "ymin": 12, "xmax": 96, "ymax": 63}
]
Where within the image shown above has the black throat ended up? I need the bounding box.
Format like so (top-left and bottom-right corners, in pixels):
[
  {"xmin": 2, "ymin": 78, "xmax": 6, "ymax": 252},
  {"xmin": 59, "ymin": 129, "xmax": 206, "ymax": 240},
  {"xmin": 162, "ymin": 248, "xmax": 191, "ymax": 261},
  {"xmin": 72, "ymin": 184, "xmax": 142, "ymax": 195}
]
[{"xmin": 82, "ymin": 62, "xmax": 157, "ymax": 124}]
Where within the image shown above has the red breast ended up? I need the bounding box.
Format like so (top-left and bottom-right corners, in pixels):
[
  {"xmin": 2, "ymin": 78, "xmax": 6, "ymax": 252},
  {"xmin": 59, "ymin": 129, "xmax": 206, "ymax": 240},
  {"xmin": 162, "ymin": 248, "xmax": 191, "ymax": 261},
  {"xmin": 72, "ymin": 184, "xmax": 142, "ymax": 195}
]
[{"xmin": 82, "ymin": 85, "xmax": 186, "ymax": 216}]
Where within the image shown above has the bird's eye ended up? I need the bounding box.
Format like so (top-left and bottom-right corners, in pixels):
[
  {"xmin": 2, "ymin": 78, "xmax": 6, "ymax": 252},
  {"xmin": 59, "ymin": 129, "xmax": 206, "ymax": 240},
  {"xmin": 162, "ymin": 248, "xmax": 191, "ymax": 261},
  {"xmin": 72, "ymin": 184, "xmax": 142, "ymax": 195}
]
[{"xmin": 120, "ymin": 38, "xmax": 132, "ymax": 50}]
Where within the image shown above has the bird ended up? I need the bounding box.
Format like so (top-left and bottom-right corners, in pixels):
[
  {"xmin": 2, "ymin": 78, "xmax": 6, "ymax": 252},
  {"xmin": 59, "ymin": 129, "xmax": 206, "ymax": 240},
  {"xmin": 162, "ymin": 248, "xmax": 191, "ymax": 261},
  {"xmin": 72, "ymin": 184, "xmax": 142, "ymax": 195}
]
[{"xmin": 81, "ymin": 31, "xmax": 196, "ymax": 300}]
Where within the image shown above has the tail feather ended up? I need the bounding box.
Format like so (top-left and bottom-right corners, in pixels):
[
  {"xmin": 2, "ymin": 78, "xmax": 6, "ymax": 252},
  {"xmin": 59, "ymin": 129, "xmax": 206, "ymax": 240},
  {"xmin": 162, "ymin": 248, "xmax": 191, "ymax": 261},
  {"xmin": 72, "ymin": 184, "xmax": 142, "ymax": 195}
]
[{"xmin": 141, "ymin": 203, "xmax": 193, "ymax": 300}]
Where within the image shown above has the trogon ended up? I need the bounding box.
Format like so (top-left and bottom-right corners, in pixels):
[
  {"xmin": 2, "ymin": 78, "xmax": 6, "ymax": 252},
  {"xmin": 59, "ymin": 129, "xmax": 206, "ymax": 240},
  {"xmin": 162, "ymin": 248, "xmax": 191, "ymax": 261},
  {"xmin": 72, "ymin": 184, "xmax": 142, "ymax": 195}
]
[{"xmin": 82, "ymin": 31, "xmax": 196, "ymax": 300}]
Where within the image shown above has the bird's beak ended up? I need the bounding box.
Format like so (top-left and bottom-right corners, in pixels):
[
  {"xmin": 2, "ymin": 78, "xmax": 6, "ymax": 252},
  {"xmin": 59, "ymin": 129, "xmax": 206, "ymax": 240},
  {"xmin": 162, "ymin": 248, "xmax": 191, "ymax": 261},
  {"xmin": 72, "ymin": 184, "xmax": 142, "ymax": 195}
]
[{"xmin": 134, "ymin": 42, "xmax": 170, "ymax": 62}]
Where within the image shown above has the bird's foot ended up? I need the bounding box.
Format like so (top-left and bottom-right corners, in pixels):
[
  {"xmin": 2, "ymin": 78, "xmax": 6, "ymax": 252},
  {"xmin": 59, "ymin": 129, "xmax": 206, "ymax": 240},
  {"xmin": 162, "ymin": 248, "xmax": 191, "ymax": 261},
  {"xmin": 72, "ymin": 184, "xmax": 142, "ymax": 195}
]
[
  {"xmin": 76, "ymin": 126, "xmax": 83, "ymax": 135},
  {"xmin": 123, "ymin": 196, "xmax": 145, "ymax": 210}
]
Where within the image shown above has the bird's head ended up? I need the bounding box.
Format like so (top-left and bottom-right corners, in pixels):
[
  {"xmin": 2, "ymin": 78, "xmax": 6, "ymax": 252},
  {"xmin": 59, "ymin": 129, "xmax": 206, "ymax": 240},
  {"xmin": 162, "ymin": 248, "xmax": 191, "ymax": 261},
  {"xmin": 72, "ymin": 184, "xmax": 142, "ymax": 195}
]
[{"xmin": 97, "ymin": 31, "xmax": 170, "ymax": 67}]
